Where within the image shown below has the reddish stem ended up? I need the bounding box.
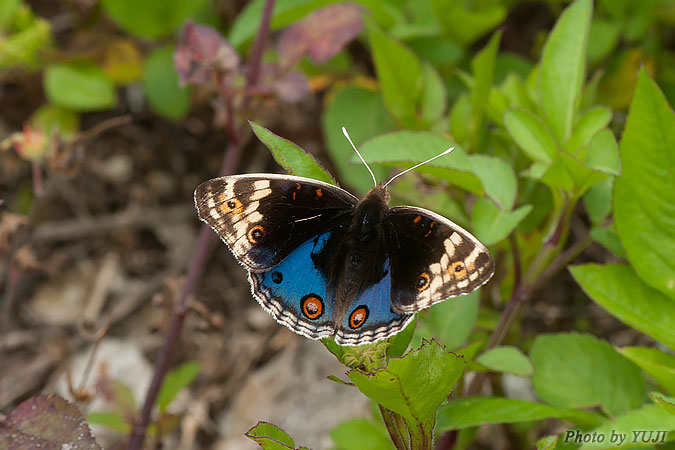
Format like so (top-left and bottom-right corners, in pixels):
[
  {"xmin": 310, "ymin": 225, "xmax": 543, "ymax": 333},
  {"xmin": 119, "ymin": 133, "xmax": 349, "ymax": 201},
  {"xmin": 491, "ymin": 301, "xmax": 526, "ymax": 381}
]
[{"xmin": 125, "ymin": 1, "xmax": 275, "ymax": 448}]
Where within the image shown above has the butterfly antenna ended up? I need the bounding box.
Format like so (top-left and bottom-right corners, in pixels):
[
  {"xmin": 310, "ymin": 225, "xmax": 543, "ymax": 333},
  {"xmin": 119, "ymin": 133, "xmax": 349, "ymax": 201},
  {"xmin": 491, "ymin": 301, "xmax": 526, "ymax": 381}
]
[
  {"xmin": 382, "ymin": 147, "xmax": 455, "ymax": 189},
  {"xmin": 342, "ymin": 127, "xmax": 377, "ymax": 187}
]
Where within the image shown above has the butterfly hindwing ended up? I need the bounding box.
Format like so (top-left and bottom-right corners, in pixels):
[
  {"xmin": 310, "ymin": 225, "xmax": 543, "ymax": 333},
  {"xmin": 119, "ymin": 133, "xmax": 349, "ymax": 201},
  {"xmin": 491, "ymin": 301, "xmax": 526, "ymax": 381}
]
[
  {"xmin": 335, "ymin": 259, "xmax": 414, "ymax": 346},
  {"xmin": 386, "ymin": 206, "xmax": 495, "ymax": 314},
  {"xmin": 249, "ymin": 232, "xmax": 337, "ymax": 340},
  {"xmin": 194, "ymin": 174, "xmax": 357, "ymax": 270}
]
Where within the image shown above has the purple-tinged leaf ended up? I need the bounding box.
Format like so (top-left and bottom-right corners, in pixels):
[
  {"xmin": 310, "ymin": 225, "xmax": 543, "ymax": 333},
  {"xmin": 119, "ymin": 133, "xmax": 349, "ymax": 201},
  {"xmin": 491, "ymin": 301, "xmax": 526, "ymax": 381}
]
[
  {"xmin": 277, "ymin": 3, "xmax": 364, "ymax": 68},
  {"xmin": 0, "ymin": 394, "xmax": 101, "ymax": 450},
  {"xmin": 273, "ymin": 70, "xmax": 310, "ymax": 102},
  {"xmin": 174, "ymin": 20, "xmax": 239, "ymax": 85}
]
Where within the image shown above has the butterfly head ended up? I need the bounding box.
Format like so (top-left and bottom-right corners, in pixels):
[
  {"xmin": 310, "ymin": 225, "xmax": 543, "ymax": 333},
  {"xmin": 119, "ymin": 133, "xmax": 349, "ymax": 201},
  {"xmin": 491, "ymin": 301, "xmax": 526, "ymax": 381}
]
[{"xmin": 352, "ymin": 185, "xmax": 390, "ymax": 243}]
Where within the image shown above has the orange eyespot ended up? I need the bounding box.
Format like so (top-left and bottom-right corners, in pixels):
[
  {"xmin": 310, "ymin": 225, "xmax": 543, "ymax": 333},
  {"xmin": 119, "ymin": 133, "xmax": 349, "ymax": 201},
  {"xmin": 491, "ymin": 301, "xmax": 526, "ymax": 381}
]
[
  {"xmin": 450, "ymin": 261, "xmax": 467, "ymax": 279},
  {"xmin": 248, "ymin": 225, "xmax": 265, "ymax": 243},
  {"xmin": 221, "ymin": 197, "xmax": 243, "ymax": 214},
  {"xmin": 417, "ymin": 272, "xmax": 430, "ymax": 291},
  {"xmin": 349, "ymin": 306, "xmax": 369, "ymax": 329},
  {"xmin": 302, "ymin": 295, "xmax": 324, "ymax": 319}
]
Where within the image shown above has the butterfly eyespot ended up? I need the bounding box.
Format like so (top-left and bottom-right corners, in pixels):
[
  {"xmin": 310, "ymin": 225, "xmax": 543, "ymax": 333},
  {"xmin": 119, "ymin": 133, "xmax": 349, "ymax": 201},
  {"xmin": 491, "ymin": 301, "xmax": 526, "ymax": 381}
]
[
  {"xmin": 221, "ymin": 198, "xmax": 243, "ymax": 214},
  {"xmin": 248, "ymin": 225, "xmax": 265, "ymax": 243},
  {"xmin": 416, "ymin": 272, "xmax": 430, "ymax": 291},
  {"xmin": 301, "ymin": 294, "xmax": 324, "ymax": 319},
  {"xmin": 271, "ymin": 271, "xmax": 283, "ymax": 284},
  {"xmin": 451, "ymin": 261, "xmax": 467, "ymax": 279},
  {"xmin": 349, "ymin": 306, "xmax": 369, "ymax": 329}
]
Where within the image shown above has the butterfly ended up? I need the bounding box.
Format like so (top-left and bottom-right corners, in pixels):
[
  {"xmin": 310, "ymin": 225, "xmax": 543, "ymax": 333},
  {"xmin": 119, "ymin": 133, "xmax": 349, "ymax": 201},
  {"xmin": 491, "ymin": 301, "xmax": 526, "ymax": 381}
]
[{"xmin": 194, "ymin": 139, "xmax": 494, "ymax": 346}]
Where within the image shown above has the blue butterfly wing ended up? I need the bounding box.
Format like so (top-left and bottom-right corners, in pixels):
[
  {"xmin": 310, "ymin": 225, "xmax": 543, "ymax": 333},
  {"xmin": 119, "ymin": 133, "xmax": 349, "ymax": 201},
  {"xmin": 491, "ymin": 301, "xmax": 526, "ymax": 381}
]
[
  {"xmin": 249, "ymin": 232, "xmax": 337, "ymax": 340},
  {"xmin": 335, "ymin": 259, "xmax": 414, "ymax": 346}
]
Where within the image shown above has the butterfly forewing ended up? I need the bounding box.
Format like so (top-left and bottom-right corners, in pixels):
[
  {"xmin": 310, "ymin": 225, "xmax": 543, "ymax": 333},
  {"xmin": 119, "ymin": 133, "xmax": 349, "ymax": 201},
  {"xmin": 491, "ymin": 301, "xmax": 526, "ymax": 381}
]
[
  {"xmin": 386, "ymin": 206, "xmax": 495, "ymax": 314},
  {"xmin": 194, "ymin": 174, "xmax": 358, "ymax": 271}
]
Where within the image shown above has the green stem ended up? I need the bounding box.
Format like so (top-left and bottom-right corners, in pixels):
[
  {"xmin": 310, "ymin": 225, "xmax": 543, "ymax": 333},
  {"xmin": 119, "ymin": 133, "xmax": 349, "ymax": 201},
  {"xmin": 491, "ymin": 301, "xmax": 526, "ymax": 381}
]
[
  {"xmin": 466, "ymin": 198, "xmax": 586, "ymax": 397},
  {"xmin": 380, "ymin": 406, "xmax": 409, "ymax": 450}
]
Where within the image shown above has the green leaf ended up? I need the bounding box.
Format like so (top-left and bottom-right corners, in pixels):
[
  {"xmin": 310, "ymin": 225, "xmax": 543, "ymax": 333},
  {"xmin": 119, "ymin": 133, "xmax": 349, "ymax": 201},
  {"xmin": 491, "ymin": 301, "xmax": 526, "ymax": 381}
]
[
  {"xmin": 348, "ymin": 340, "xmax": 465, "ymax": 441},
  {"xmin": 538, "ymin": 0, "xmax": 592, "ymax": 144},
  {"xmin": 357, "ymin": 131, "xmax": 482, "ymax": 194},
  {"xmin": 649, "ymin": 392, "xmax": 675, "ymax": 416},
  {"xmin": 330, "ymin": 419, "xmax": 393, "ymax": 450},
  {"xmin": 536, "ymin": 435, "xmax": 559, "ymax": 450},
  {"xmin": 472, "ymin": 198, "xmax": 532, "ymax": 245},
  {"xmin": 322, "ymin": 85, "xmax": 394, "ymax": 194},
  {"xmin": 156, "ymin": 361, "xmax": 200, "ymax": 413},
  {"xmin": 570, "ymin": 264, "xmax": 675, "ymax": 349},
  {"xmin": 44, "ymin": 62, "xmax": 115, "ymax": 112},
  {"xmin": 100, "ymin": 0, "xmax": 208, "ymax": 39},
  {"xmin": 449, "ymin": 93, "xmax": 471, "ymax": 146},
  {"xmin": 566, "ymin": 106, "xmax": 612, "ymax": 154},
  {"xmin": 30, "ymin": 104, "xmax": 79, "ymax": 140},
  {"xmin": 530, "ymin": 333, "xmax": 645, "ymax": 416},
  {"xmin": 0, "ymin": 0, "xmax": 20, "ymax": 30},
  {"xmin": 583, "ymin": 177, "xmax": 613, "ymax": 224},
  {"xmin": 86, "ymin": 411, "xmax": 131, "ymax": 433},
  {"xmin": 579, "ymin": 404, "xmax": 675, "ymax": 449},
  {"xmin": 387, "ymin": 315, "xmax": 417, "ymax": 358},
  {"xmin": 468, "ymin": 155, "xmax": 517, "ymax": 210},
  {"xmin": 429, "ymin": 0, "xmax": 505, "ymax": 46},
  {"xmin": 143, "ymin": 45, "xmax": 191, "ymax": 121},
  {"xmin": 476, "ymin": 346, "xmax": 533, "ymax": 376},
  {"xmin": 614, "ymin": 69, "xmax": 675, "ymax": 300},
  {"xmin": 420, "ymin": 63, "xmax": 447, "ymax": 128},
  {"xmin": 585, "ymin": 129, "xmax": 620, "ymax": 175},
  {"xmin": 246, "ymin": 422, "xmax": 297, "ymax": 450},
  {"xmin": 468, "ymin": 32, "xmax": 501, "ymax": 149},
  {"xmin": 589, "ymin": 225, "xmax": 626, "ymax": 259},
  {"xmin": 586, "ymin": 18, "xmax": 621, "ymax": 64},
  {"xmin": 619, "ymin": 347, "xmax": 675, "ymax": 396},
  {"xmin": 105, "ymin": 380, "xmax": 136, "ymax": 417},
  {"xmin": 407, "ymin": 36, "xmax": 463, "ymax": 67},
  {"xmin": 417, "ymin": 290, "xmax": 478, "ymax": 350},
  {"xmin": 504, "ymin": 108, "xmax": 558, "ymax": 164},
  {"xmin": 250, "ymin": 121, "xmax": 335, "ymax": 184},
  {"xmin": 367, "ymin": 20, "xmax": 423, "ymax": 128},
  {"xmin": 436, "ymin": 397, "xmax": 603, "ymax": 431}
]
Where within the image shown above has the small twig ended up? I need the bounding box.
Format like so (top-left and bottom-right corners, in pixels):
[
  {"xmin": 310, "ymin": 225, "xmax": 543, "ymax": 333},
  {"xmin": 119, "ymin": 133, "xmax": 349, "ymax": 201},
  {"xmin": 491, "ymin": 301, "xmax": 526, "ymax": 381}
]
[
  {"xmin": 245, "ymin": 0, "xmax": 275, "ymax": 88},
  {"xmin": 64, "ymin": 115, "xmax": 132, "ymax": 151},
  {"xmin": 32, "ymin": 205, "xmax": 192, "ymax": 242},
  {"xmin": 79, "ymin": 252, "xmax": 119, "ymax": 335},
  {"xmin": 31, "ymin": 162, "xmax": 44, "ymax": 197}
]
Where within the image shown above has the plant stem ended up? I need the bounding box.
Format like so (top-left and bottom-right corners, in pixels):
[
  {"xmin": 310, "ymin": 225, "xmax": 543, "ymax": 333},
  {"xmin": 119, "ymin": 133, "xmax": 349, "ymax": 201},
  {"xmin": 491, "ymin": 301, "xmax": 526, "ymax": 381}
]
[
  {"xmin": 465, "ymin": 199, "xmax": 584, "ymax": 397},
  {"xmin": 125, "ymin": 2, "xmax": 275, "ymax": 448},
  {"xmin": 380, "ymin": 406, "xmax": 409, "ymax": 450}
]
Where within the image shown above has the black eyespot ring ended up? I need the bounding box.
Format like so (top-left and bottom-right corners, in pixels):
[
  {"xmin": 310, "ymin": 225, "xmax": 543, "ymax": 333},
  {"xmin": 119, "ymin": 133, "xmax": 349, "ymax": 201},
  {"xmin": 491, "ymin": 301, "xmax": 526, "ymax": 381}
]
[
  {"xmin": 301, "ymin": 294, "xmax": 324, "ymax": 319},
  {"xmin": 349, "ymin": 306, "xmax": 369, "ymax": 329}
]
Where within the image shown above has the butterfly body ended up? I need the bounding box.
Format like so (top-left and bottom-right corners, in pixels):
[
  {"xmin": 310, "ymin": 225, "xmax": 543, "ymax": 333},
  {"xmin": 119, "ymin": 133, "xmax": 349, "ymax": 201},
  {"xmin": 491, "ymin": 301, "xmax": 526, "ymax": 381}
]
[{"xmin": 195, "ymin": 174, "xmax": 494, "ymax": 346}]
